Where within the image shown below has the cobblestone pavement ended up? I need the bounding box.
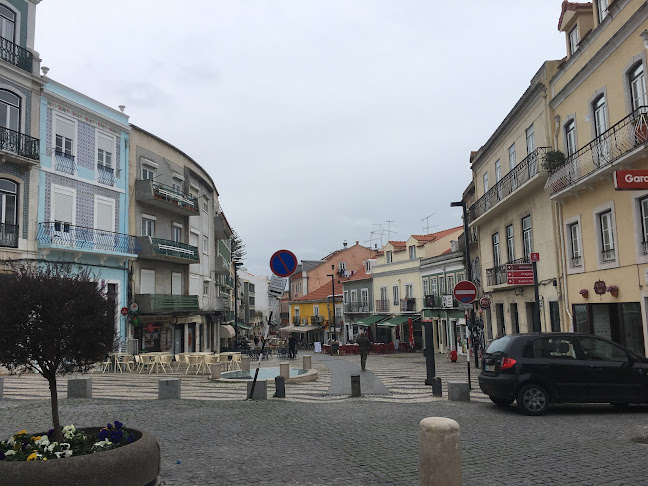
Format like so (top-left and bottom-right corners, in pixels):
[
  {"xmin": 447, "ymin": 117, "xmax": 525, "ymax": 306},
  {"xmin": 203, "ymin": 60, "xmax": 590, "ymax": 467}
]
[{"xmin": 1, "ymin": 353, "xmax": 647, "ymax": 485}]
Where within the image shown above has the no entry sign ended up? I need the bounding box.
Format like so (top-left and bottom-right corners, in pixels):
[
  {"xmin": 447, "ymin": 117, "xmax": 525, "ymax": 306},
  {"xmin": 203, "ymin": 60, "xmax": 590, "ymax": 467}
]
[{"xmin": 453, "ymin": 280, "xmax": 477, "ymax": 304}]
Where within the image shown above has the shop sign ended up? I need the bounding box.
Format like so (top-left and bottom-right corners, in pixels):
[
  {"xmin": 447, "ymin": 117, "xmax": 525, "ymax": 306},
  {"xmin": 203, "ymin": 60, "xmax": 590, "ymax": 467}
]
[
  {"xmin": 594, "ymin": 280, "xmax": 607, "ymax": 295},
  {"xmin": 120, "ymin": 307, "xmax": 129, "ymax": 316},
  {"xmin": 140, "ymin": 315, "xmax": 173, "ymax": 325},
  {"xmin": 145, "ymin": 323, "xmax": 154, "ymax": 333},
  {"xmin": 614, "ymin": 169, "xmax": 648, "ymax": 190},
  {"xmin": 129, "ymin": 302, "xmax": 139, "ymax": 313}
]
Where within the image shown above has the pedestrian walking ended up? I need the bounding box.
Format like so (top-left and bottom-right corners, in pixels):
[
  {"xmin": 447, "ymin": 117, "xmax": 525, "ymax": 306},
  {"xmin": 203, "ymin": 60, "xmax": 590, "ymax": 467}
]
[
  {"xmin": 288, "ymin": 335, "xmax": 296, "ymax": 360},
  {"xmin": 254, "ymin": 335, "xmax": 260, "ymax": 349},
  {"xmin": 356, "ymin": 331, "xmax": 371, "ymax": 371}
]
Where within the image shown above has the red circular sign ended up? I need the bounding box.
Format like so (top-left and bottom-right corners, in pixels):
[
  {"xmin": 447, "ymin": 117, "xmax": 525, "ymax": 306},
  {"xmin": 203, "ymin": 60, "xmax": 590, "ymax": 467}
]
[
  {"xmin": 120, "ymin": 307, "xmax": 129, "ymax": 316},
  {"xmin": 453, "ymin": 280, "xmax": 478, "ymax": 303},
  {"xmin": 145, "ymin": 323, "xmax": 154, "ymax": 333},
  {"xmin": 479, "ymin": 297, "xmax": 491, "ymax": 309}
]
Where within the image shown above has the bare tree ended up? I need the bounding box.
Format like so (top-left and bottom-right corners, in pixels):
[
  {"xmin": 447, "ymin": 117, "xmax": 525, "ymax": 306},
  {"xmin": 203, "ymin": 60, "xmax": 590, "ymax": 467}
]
[{"xmin": 0, "ymin": 263, "xmax": 115, "ymax": 442}]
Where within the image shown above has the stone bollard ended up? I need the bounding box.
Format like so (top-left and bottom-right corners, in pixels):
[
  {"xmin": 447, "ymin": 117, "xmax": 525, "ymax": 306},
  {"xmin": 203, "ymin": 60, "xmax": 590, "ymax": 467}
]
[
  {"xmin": 279, "ymin": 361, "xmax": 290, "ymax": 380},
  {"xmin": 210, "ymin": 362, "xmax": 222, "ymax": 380},
  {"xmin": 0, "ymin": 377, "xmax": 3, "ymax": 399},
  {"xmin": 159, "ymin": 378, "xmax": 181, "ymax": 399},
  {"xmin": 303, "ymin": 355, "xmax": 312, "ymax": 370},
  {"xmin": 274, "ymin": 376, "xmax": 286, "ymax": 398},
  {"xmin": 247, "ymin": 379, "xmax": 267, "ymax": 400},
  {"xmin": 351, "ymin": 374, "xmax": 361, "ymax": 397},
  {"xmin": 431, "ymin": 377, "xmax": 442, "ymax": 397},
  {"xmin": 419, "ymin": 417, "xmax": 461, "ymax": 486},
  {"xmin": 447, "ymin": 382, "xmax": 470, "ymax": 401},
  {"xmin": 241, "ymin": 356, "xmax": 251, "ymax": 371},
  {"xmin": 67, "ymin": 377, "xmax": 92, "ymax": 399}
]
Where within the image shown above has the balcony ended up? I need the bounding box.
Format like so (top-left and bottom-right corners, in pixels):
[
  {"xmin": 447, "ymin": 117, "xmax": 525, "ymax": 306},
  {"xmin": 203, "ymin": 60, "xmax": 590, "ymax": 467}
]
[
  {"xmin": 0, "ymin": 127, "xmax": 39, "ymax": 166},
  {"xmin": 424, "ymin": 295, "xmax": 442, "ymax": 308},
  {"xmin": 37, "ymin": 222, "xmax": 140, "ymax": 255},
  {"xmin": 486, "ymin": 256, "xmax": 530, "ymax": 287},
  {"xmin": 292, "ymin": 316, "xmax": 301, "ymax": 325},
  {"xmin": 214, "ymin": 212, "xmax": 232, "ymax": 240},
  {"xmin": 54, "ymin": 151, "xmax": 76, "ymax": 174},
  {"xmin": 0, "ymin": 37, "xmax": 33, "ymax": 73},
  {"xmin": 469, "ymin": 147, "xmax": 549, "ymax": 223},
  {"xmin": 136, "ymin": 236, "xmax": 199, "ymax": 264},
  {"xmin": 97, "ymin": 165, "xmax": 115, "ymax": 186},
  {"xmin": 0, "ymin": 222, "xmax": 18, "ymax": 248},
  {"xmin": 213, "ymin": 254, "xmax": 229, "ymax": 275},
  {"xmin": 345, "ymin": 302, "xmax": 370, "ymax": 313},
  {"xmin": 546, "ymin": 108, "xmax": 648, "ymax": 197},
  {"xmin": 280, "ymin": 312, "xmax": 289, "ymax": 319},
  {"xmin": 214, "ymin": 296, "xmax": 227, "ymax": 312},
  {"xmin": 135, "ymin": 294, "xmax": 199, "ymax": 313},
  {"xmin": 135, "ymin": 179, "xmax": 199, "ymax": 216},
  {"xmin": 310, "ymin": 316, "xmax": 324, "ymax": 325},
  {"xmin": 400, "ymin": 298, "xmax": 418, "ymax": 312},
  {"xmin": 375, "ymin": 299, "xmax": 390, "ymax": 313}
]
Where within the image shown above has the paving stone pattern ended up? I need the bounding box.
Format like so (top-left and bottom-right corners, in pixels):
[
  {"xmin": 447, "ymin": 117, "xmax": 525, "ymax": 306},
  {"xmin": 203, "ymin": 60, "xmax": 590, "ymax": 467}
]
[{"xmin": 1, "ymin": 353, "xmax": 647, "ymax": 485}]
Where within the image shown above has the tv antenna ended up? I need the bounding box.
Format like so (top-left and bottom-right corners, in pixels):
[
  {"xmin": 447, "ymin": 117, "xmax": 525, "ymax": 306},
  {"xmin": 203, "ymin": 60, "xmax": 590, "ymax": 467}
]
[
  {"xmin": 421, "ymin": 214, "xmax": 437, "ymax": 234},
  {"xmin": 385, "ymin": 220, "xmax": 395, "ymax": 241},
  {"xmin": 372, "ymin": 223, "xmax": 384, "ymax": 248}
]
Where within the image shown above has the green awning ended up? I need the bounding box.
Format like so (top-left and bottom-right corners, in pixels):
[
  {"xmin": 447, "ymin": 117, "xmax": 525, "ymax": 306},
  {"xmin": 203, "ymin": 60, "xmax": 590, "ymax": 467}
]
[
  {"xmin": 377, "ymin": 315, "xmax": 420, "ymax": 328},
  {"xmin": 237, "ymin": 324, "xmax": 252, "ymax": 330},
  {"xmin": 353, "ymin": 315, "xmax": 389, "ymax": 327}
]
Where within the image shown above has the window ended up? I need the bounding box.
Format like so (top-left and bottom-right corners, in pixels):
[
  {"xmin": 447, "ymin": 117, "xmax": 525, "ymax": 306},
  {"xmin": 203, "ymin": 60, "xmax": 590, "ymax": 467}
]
[
  {"xmin": 405, "ymin": 284, "xmax": 413, "ymax": 299},
  {"xmin": 599, "ymin": 210, "xmax": 615, "ymax": 261},
  {"xmin": 569, "ymin": 26, "xmax": 579, "ymax": 55},
  {"xmin": 446, "ymin": 276, "xmax": 454, "ymax": 294},
  {"xmin": 0, "ymin": 89, "xmax": 19, "ymax": 133},
  {"xmin": 172, "ymin": 177, "xmax": 182, "ymax": 192},
  {"xmin": 565, "ymin": 119, "xmax": 577, "ymax": 156},
  {"xmin": 142, "ymin": 165, "xmax": 155, "ymax": 180},
  {"xmin": 386, "ymin": 250, "xmax": 392, "ymax": 263},
  {"xmin": 171, "ymin": 272, "xmax": 182, "ymax": 295},
  {"xmin": 495, "ymin": 159, "xmax": 502, "ymax": 199},
  {"xmin": 569, "ymin": 222, "xmax": 582, "ymax": 266},
  {"xmin": 508, "ymin": 144, "xmax": 516, "ymax": 171},
  {"xmin": 430, "ymin": 277, "xmax": 438, "ymax": 296},
  {"xmin": 409, "ymin": 245, "xmax": 416, "ymax": 259},
  {"xmin": 361, "ymin": 289, "xmax": 368, "ymax": 306},
  {"xmin": 492, "ymin": 232, "xmax": 500, "ymax": 267},
  {"xmin": 364, "ymin": 260, "xmax": 371, "ymax": 272},
  {"xmin": 350, "ymin": 290, "xmax": 357, "ymax": 303},
  {"xmin": 392, "ymin": 286, "xmax": 399, "ymax": 305},
  {"xmin": 313, "ymin": 305, "xmax": 319, "ymax": 316},
  {"xmin": 597, "ymin": 0, "xmax": 609, "ymax": 22},
  {"xmin": 506, "ymin": 224, "xmax": 514, "ymax": 262},
  {"xmin": 54, "ymin": 116, "xmax": 74, "ymax": 158},
  {"xmin": 578, "ymin": 336, "xmax": 628, "ymax": 362},
  {"xmin": 593, "ymin": 95, "xmax": 608, "ymax": 138},
  {"xmin": 522, "ymin": 216, "xmax": 533, "ymax": 258},
  {"xmin": 483, "ymin": 172, "xmax": 489, "ymax": 193},
  {"xmin": 526, "ymin": 125, "xmax": 535, "ymax": 154},
  {"xmin": 531, "ymin": 337, "xmax": 577, "ymax": 359},
  {"xmin": 343, "ymin": 290, "xmax": 348, "ymax": 304},
  {"xmin": 457, "ymin": 273, "xmax": 464, "ymax": 283},
  {"xmin": 97, "ymin": 132, "xmax": 114, "ymax": 169},
  {"xmin": 0, "ymin": 5, "xmax": 15, "ymax": 42},
  {"xmin": 203, "ymin": 235, "xmax": 209, "ymax": 254},
  {"xmin": 641, "ymin": 197, "xmax": 648, "ymax": 252},
  {"xmin": 629, "ymin": 63, "xmax": 647, "ymax": 112},
  {"xmin": 202, "ymin": 200, "xmax": 208, "ymax": 213},
  {"xmin": 141, "ymin": 216, "xmax": 155, "ymax": 237},
  {"xmin": 203, "ymin": 281, "xmax": 209, "ymax": 296},
  {"xmin": 172, "ymin": 224, "xmax": 182, "ymax": 243},
  {"xmin": 140, "ymin": 269, "xmax": 155, "ymax": 294},
  {"xmin": 52, "ymin": 185, "xmax": 75, "ymax": 229},
  {"xmin": 380, "ymin": 286, "xmax": 388, "ymax": 303},
  {"xmin": 0, "ymin": 178, "xmax": 17, "ymax": 228},
  {"xmin": 94, "ymin": 196, "xmax": 115, "ymax": 232},
  {"xmin": 339, "ymin": 261, "xmax": 347, "ymax": 275},
  {"xmin": 439, "ymin": 276, "xmax": 446, "ymax": 294},
  {"xmin": 422, "ymin": 278, "xmax": 429, "ymax": 296}
]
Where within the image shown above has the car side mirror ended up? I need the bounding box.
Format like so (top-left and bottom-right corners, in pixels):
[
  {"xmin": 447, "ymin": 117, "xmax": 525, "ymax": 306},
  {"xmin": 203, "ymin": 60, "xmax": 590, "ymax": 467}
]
[{"xmin": 627, "ymin": 352, "xmax": 636, "ymax": 365}]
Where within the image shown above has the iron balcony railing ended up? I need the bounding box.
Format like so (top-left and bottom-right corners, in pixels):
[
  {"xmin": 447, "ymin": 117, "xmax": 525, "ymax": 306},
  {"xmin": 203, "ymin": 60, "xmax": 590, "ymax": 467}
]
[
  {"xmin": 400, "ymin": 298, "xmax": 417, "ymax": 312},
  {"xmin": 0, "ymin": 37, "xmax": 32, "ymax": 72},
  {"xmin": 469, "ymin": 147, "xmax": 549, "ymax": 222},
  {"xmin": 151, "ymin": 238, "xmax": 199, "ymax": 261},
  {"xmin": 37, "ymin": 222, "xmax": 140, "ymax": 254},
  {"xmin": 135, "ymin": 294, "xmax": 200, "ymax": 313},
  {"xmin": 152, "ymin": 181, "xmax": 199, "ymax": 214},
  {"xmin": 280, "ymin": 312, "xmax": 289, "ymax": 319},
  {"xmin": 0, "ymin": 222, "xmax": 18, "ymax": 248},
  {"xmin": 486, "ymin": 256, "xmax": 530, "ymax": 286},
  {"xmin": 55, "ymin": 151, "xmax": 76, "ymax": 174},
  {"xmin": 97, "ymin": 165, "xmax": 115, "ymax": 186},
  {"xmin": 0, "ymin": 126, "xmax": 39, "ymax": 161},
  {"xmin": 375, "ymin": 299, "xmax": 390, "ymax": 312},
  {"xmin": 345, "ymin": 302, "xmax": 370, "ymax": 313},
  {"xmin": 571, "ymin": 256, "xmax": 582, "ymax": 267},
  {"xmin": 546, "ymin": 107, "xmax": 648, "ymax": 195},
  {"xmin": 424, "ymin": 294, "xmax": 459, "ymax": 308},
  {"xmin": 643, "ymin": 241, "xmax": 648, "ymax": 255},
  {"xmin": 292, "ymin": 317, "xmax": 301, "ymax": 325},
  {"xmin": 310, "ymin": 316, "xmax": 324, "ymax": 325},
  {"xmin": 602, "ymin": 249, "xmax": 616, "ymax": 263}
]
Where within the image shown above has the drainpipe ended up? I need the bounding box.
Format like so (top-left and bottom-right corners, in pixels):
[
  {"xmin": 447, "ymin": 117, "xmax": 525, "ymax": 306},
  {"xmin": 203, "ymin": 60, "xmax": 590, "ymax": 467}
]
[{"xmin": 557, "ymin": 201, "xmax": 574, "ymax": 330}]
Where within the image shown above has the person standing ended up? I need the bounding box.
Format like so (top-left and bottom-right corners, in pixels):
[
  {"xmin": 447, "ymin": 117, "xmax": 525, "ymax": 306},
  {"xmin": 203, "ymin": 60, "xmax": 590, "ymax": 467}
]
[
  {"xmin": 356, "ymin": 331, "xmax": 371, "ymax": 371},
  {"xmin": 254, "ymin": 335, "xmax": 260, "ymax": 349},
  {"xmin": 288, "ymin": 335, "xmax": 296, "ymax": 360}
]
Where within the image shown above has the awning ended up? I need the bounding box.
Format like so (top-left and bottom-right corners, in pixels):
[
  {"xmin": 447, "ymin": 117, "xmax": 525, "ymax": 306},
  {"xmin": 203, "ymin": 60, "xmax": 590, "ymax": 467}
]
[
  {"xmin": 377, "ymin": 315, "xmax": 421, "ymax": 328},
  {"xmin": 237, "ymin": 324, "xmax": 251, "ymax": 330},
  {"xmin": 279, "ymin": 325, "xmax": 321, "ymax": 333},
  {"xmin": 220, "ymin": 324, "xmax": 235, "ymax": 339},
  {"xmin": 175, "ymin": 315, "xmax": 202, "ymax": 325},
  {"xmin": 353, "ymin": 315, "xmax": 390, "ymax": 327}
]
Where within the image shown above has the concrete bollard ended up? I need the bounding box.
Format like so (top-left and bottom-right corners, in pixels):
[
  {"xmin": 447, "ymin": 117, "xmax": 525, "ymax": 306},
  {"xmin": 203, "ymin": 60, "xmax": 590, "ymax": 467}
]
[
  {"xmin": 419, "ymin": 417, "xmax": 461, "ymax": 486},
  {"xmin": 447, "ymin": 382, "xmax": 470, "ymax": 401},
  {"xmin": 247, "ymin": 379, "xmax": 267, "ymax": 400},
  {"xmin": 351, "ymin": 374, "xmax": 361, "ymax": 397},
  {"xmin": 159, "ymin": 378, "xmax": 181, "ymax": 399},
  {"xmin": 67, "ymin": 377, "xmax": 92, "ymax": 399},
  {"xmin": 279, "ymin": 362, "xmax": 290, "ymax": 380},
  {"xmin": 241, "ymin": 356, "xmax": 251, "ymax": 371},
  {"xmin": 274, "ymin": 376, "xmax": 285, "ymax": 398},
  {"xmin": 303, "ymin": 355, "xmax": 312, "ymax": 370},
  {"xmin": 210, "ymin": 362, "xmax": 222, "ymax": 379},
  {"xmin": 0, "ymin": 377, "xmax": 3, "ymax": 399},
  {"xmin": 431, "ymin": 377, "xmax": 442, "ymax": 397}
]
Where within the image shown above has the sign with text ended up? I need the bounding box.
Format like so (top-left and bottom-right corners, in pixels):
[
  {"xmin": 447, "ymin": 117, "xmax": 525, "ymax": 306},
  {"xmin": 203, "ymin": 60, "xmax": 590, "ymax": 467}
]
[
  {"xmin": 442, "ymin": 295, "xmax": 454, "ymax": 308},
  {"xmin": 614, "ymin": 169, "xmax": 648, "ymax": 190},
  {"xmin": 530, "ymin": 253, "xmax": 540, "ymax": 262},
  {"xmin": 268, "ymin": 275, "xmax": 287, "ymax": 296},
  {"xmin": 506, "ymin": 262, "xmax": 534, "ymax": 286},
  {"xmin": 453, "ymin": 280, "xmax": 477, "ymax": 303},
  {"xmin": 507, "ymin": 277, "xmax": 534, "ymax": 285}
]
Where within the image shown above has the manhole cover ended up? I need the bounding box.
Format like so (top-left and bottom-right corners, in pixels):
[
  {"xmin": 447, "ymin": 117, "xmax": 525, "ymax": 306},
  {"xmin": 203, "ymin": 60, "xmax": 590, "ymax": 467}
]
[{"xmin": 631, "ymin": 436, "xmax": 648, "ymax": 444}]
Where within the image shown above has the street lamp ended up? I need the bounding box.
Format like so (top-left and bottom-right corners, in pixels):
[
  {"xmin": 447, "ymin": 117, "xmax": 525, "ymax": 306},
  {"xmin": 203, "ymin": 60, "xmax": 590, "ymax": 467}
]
[
  {"xmin": 233, "ymin": 260, "xmax": 243, "ymax": 347},
  {"xmin": 326, "ymin": 272, "xmax": 336, "ymax": 354}
]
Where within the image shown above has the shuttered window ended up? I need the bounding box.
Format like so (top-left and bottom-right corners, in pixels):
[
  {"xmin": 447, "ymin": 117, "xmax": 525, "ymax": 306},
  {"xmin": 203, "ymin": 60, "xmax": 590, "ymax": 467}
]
[
  {"xmin": 53, "ymin": 188, "xmax": 74, "ymax": 224},
  {"xmin": 140, "ymin": 269, "xmax": 155, "ymax": 294},
  {"xmin": 172, "ymin": 273, "xmax": 182, "ymax": 295},
  {"xmin": 95, "ymin": 197, "xmax": 114, "ymax": 232}
]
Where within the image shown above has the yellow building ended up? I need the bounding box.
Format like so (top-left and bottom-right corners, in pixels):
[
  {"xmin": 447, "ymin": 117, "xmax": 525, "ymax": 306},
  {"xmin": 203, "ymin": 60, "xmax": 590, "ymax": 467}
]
[{"xmin": 546, "ymin": 0, "xmax": 648, "ymax": 355}]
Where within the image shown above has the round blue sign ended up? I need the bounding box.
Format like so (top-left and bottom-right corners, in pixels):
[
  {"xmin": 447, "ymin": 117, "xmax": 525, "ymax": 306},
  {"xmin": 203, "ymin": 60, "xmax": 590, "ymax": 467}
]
[{"xmin": 269, "ymin": 250, "xmax": 298, "ymax": 277}]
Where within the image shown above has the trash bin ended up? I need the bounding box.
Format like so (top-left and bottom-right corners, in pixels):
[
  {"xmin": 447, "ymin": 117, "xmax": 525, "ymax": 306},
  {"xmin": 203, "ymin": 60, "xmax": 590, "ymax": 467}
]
[{"xmin": 448, "ymin": 350, "xmax": 458, "ymax": 362}]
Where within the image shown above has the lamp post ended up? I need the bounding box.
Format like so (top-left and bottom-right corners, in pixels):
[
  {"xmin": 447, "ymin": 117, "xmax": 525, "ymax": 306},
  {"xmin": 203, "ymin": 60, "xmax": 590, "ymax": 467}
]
[
  {"xmin": 327, "ymin": 272, "xmax": 336, "ymax": 354},
  {"xmin": 233, "ymin": 260, "xmax": 243, "ymax": 347},
  {"xmin": 450, "ymin": 200, "xmax": 479, "ymax": 372}
]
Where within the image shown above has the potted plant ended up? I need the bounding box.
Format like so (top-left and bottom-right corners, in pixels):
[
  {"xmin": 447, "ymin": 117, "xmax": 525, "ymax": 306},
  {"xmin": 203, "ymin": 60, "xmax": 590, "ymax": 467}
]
[
  {"xmin": 579, "ymin": 288, "xmax": 589, "ymax": 298},
  {"xmin": 607, "ymin": 285, "xmax": 619, "ymax": 297},
  {"xmin": 542, "ymin": 150, "xmax": 567, "ymax": 174},
  {"xmin": 0, "ymin": 263, "xmax": 160, "ymax": 485}
]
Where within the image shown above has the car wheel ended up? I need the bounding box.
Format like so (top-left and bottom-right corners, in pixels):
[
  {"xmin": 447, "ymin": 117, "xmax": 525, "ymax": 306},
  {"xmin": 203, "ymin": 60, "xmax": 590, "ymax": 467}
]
[
  {"xmin": 517, "ymin": 383, "xmax": 549, "ymax": 416},
  {"xmin": 489, "ymin": 396, "xmax": 515, "ymax": 407}
]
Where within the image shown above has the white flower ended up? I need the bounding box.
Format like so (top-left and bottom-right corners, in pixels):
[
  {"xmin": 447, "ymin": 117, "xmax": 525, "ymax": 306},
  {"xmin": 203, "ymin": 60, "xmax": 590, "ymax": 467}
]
[
  {"xmin": 7, "ymin": 437, "xmax": 14, "ymax": 446},
  {"xmin": 47, "ymin": 442, "xmax": 58, "ymax": 452},
  {"xmin": 59, "ymin": 442, "xmax": 70, "ymax": 451},
  {"xmin": 53, "ymin": 449, "xmax": 72, "ymax": 459},
  {"xmin": 4, "ymin": 450, "xmax": 15, "ymax": 456},
  {"xmin": 35, "ymin": 436, "xmax": 50, "ymax": 447},
  {"xmin": 92, "ymin": 439, "xmax": 112, "ymax": 449},
  {"xmin": 62, "ymin": 425, "xmax": 76, "ymax": 439}
]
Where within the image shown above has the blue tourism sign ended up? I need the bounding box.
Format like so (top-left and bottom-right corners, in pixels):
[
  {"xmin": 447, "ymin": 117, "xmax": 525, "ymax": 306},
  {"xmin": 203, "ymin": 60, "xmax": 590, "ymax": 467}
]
[{"xmin": 269, "ymin": 249, "xmax": 298, "ymax": 277}]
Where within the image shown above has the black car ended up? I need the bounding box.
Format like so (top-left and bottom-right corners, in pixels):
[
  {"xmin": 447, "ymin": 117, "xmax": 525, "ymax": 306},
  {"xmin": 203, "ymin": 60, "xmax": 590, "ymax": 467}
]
[{"xmin": 478, "ymin": 333, "xmax": 648, "ymax": 415}]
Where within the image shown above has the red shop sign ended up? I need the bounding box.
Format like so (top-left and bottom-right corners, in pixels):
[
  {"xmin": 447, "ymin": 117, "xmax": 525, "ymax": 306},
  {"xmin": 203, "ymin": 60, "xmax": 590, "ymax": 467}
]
[{"xmin": 614, "ymin": 170, "xmax": 648, "ymax": 190}]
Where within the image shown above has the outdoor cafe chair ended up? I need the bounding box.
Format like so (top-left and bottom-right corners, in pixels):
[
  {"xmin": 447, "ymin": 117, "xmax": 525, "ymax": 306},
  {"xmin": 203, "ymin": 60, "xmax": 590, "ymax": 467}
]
[
  {"xmin": 99, "ymin": 356, "xmax": 112, "ymax": 374},
  {"xmin": 157, "ymin": 354, "xmax": 173, "ymax": 373},
  {"xmin": 186, "ymin": 354, "xmax": 204, "ymax": 375},
  {"xmin": 228, "ymin": 353, "xmax": 242, "ymax": 371}
]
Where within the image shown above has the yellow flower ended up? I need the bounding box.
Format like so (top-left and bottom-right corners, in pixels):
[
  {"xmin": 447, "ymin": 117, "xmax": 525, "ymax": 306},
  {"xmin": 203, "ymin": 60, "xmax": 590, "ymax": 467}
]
[
  {"xmin": 16, "ymin": 430, "xmax": 27, "ymax": 436},
  {"xmin": 42, "ymin": 457, "xmax": 47, "ymax": 461},
  {"xmin": 31, "ymin": 436, "xmax": 41, "ymax": 442},
  {"xmin": 26, "ymin": 452, "xmax": 37, "ymax": 461}
]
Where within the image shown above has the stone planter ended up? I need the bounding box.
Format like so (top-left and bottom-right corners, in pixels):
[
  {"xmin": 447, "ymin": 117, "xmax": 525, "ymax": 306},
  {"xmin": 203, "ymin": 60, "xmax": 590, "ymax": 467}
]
[{"xmin": 0, "ymin": 428, "xmax": 160, "ymax": 486}]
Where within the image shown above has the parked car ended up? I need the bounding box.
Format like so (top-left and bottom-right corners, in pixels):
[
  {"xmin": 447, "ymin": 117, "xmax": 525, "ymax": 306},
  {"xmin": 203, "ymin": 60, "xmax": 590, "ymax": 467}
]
[{"xmin": 478, "ymin": 333, "xmax": 648, "ymax": 415}]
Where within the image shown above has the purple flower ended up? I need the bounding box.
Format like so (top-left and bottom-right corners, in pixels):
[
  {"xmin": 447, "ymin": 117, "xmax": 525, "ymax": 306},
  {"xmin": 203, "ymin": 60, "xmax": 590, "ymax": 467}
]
[
  {"xmin": 0, "ymin": 450, "xmax": 5, "ymax": 460},
  {"xmin": 47, "ymin": 429, "xmax": 54, "ymax": 438},
  {"xmin": 113, "ymin": 420, "xmax": 123, "ymax": 430},
  {"xmin": 109, "ymin": 430, "xmax": 123, "ymax": 443},
  {"xmin": 126, "ymin": 433, "xmax": 135, "ymax": 444},
  {"xmin": 106, "ymin": 423, "xmax": 113, "ymax": 430},
  {"xmin": 98, "ymin": 429, "xmax": 109, "ymax": 440}
]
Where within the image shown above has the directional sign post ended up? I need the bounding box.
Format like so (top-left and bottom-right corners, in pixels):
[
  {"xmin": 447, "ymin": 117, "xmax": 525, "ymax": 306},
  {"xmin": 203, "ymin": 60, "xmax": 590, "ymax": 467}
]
[
  {"xmin": 506, "ymin": 263, "xmax": 534, "ymax": 285},
  {"xmin": 453, "ymin": 280, "xmax": 477, "ymax": 304},
  {"xmin": 269, "ymin": 250, "xmax": 298, "ymax": 278}
]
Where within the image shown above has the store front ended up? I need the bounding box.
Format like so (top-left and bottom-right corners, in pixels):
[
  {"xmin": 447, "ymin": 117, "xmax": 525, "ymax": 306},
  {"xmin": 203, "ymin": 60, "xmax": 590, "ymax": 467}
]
[
  {"xmin": 137, "ymin": 315, "xmax": 174, "ymax": 353},
  {"xmin": 573, "ymin": 302, "xmax": 645, "ymax": 356}
]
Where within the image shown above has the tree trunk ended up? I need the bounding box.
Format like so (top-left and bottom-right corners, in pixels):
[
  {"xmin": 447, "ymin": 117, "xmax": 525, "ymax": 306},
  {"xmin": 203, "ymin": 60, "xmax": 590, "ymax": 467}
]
[{"xmin": 48, "ymin": 374, "xmax": 62, "ymax": 443}]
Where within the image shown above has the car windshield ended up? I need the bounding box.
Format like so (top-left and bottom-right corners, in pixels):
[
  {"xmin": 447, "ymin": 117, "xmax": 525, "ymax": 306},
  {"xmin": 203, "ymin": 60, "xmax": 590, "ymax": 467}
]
[{"xmin": 486, "ymin": 336, "xmax": 513, "ymax": 354}]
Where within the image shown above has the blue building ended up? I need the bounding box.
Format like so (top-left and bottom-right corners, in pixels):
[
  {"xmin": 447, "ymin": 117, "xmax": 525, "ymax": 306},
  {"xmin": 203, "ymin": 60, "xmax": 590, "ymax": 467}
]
[{"xmin": 37, "ymin": 79, "xmax": 137, "ymax": 346}]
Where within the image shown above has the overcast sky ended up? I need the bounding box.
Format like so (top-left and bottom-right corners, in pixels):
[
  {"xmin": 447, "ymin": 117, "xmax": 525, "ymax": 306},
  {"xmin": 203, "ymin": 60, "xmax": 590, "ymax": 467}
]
[{"xmin": 36, "ymin": 1, "xmax": 566, "ymax": 277}]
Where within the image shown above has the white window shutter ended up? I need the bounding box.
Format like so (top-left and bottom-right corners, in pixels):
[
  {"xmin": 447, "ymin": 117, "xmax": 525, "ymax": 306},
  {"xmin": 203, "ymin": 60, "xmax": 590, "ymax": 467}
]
[
  {"xmin": 56, "ymin": 118, "xmax": 74, "ymax": 139},
  {"xmin": 54, "ymin": 191, "xmax": 73, "ymax": 223},
  {"xmin": 95, "ymin": 199, "xmax": 114, "ymax": 232},
  {"xmin": 172, "ymin": 273, "xmax": 182, "ymax": 295},
  {"xmin": 140, "ymin": 270, "xmax": 155, "ymax": 294},
  {"xmin": 98, "ymin": 134, "xmax": 113, "ymax": 153}
]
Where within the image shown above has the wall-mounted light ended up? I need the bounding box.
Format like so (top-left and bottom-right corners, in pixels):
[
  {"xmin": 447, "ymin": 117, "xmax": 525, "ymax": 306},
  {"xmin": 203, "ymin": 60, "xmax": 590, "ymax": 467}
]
[{"xmin": 640, "ymin": 30, "xmax": 648, "ymax": 50}]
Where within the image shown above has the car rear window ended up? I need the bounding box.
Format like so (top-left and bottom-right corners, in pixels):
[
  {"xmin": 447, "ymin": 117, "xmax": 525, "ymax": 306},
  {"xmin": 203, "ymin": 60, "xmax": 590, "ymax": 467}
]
[{"xmin": 486, "ymin": 336, "xmax": 513, "ymax": 354}]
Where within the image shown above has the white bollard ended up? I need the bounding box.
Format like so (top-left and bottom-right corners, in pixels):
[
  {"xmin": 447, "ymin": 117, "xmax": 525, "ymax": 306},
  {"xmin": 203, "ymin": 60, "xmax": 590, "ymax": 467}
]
[
  {"xmin": 419, "ymin": 417, "xmax": 461, "ymax": 486},
  {"xmin": 210, "ymin": 362, "xmax": 222, "ymax": 379},
  {"xmin": 303, "ymin": 355, "xmax": 312, "ymax": 370},
  {"xmin": 279, "ymin": 361, "xmax": 290, "ymax": 379}
]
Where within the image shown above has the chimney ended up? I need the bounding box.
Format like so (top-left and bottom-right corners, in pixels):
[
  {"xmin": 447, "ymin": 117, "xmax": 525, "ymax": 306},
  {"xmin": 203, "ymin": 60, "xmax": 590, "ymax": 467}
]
[
  {"xmin": 356, "ymin": 240, "xmax": 359, "ymax": 245},
  {"xmin": 343, "ymin": 240, "xmax": 347, "ymax": 248}
]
